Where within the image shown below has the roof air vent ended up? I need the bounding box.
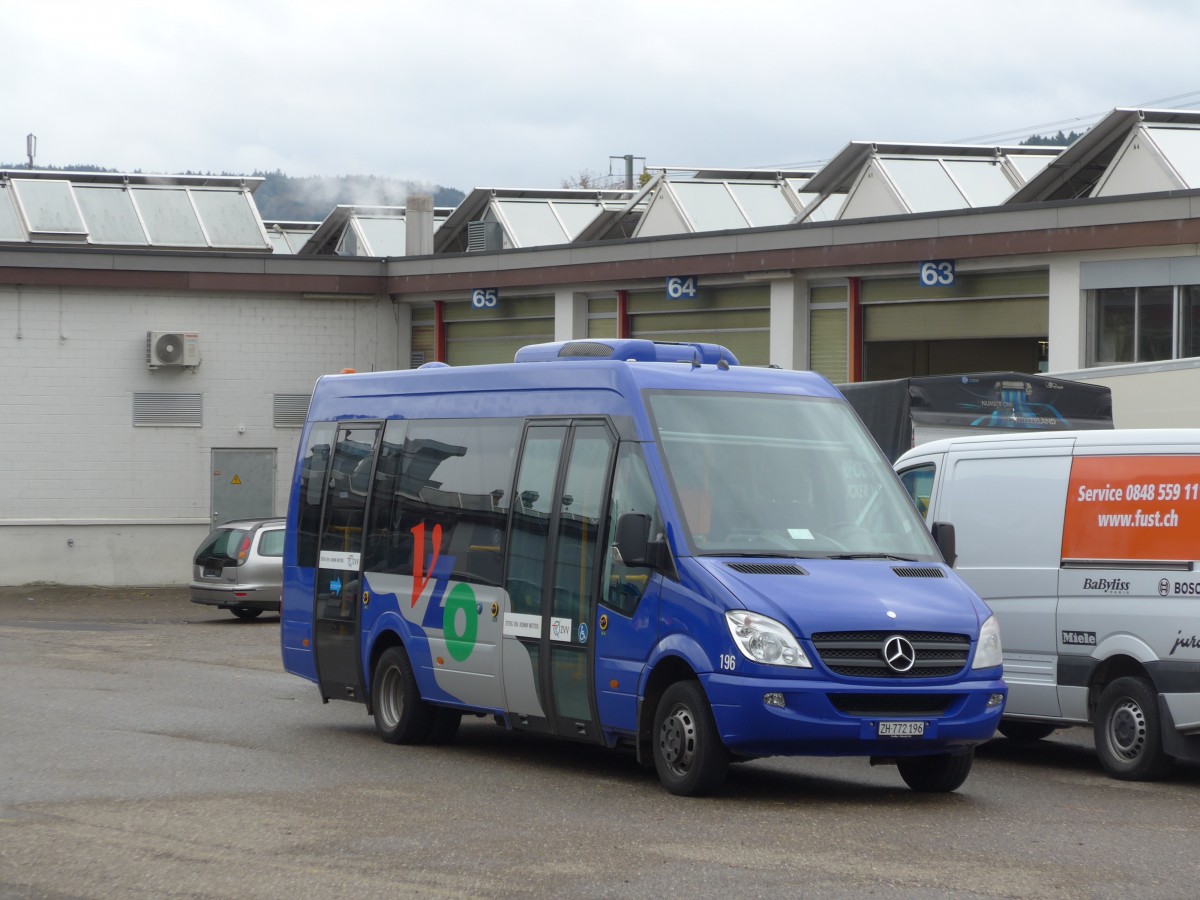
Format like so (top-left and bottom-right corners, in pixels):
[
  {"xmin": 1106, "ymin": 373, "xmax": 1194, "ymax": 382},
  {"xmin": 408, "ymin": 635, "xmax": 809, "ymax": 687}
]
[
  {"xmin": 467, "ymin": 220, "xmax": 503, "ymax": 252},
  {"xmin": 559, "ymin": 341, "xmax": 617, "ymax": 358},
  {"xmin": 892, "ymin": 566, "xmax": 946, "ymax": 579},
  {"xmin": 727, "ymin": 563, "xmax": 808, "ymax": 576}
]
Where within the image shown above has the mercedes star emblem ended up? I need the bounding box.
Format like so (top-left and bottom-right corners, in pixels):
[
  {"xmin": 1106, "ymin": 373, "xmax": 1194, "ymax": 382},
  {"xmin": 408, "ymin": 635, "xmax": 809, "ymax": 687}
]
[{"xmin": 882, "ymin": 635, "xmax": 916, "ymax": 673}]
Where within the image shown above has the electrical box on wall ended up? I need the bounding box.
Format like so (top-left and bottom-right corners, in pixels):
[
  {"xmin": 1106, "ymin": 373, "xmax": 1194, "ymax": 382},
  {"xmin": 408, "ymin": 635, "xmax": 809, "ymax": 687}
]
[{"xmin": 147, "ymin": 331, "xmax": 201, "ymax": 368}]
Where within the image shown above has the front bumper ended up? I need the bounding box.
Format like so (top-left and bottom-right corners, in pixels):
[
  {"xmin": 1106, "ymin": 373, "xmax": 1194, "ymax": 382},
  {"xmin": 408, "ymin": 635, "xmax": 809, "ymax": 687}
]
[{"xmin": 702, "ymin": 670, "xmax": 1007, "ymax": 758}]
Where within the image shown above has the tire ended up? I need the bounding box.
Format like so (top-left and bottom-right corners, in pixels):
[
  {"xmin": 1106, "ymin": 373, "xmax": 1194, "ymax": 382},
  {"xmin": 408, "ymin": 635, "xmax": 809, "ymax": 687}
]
[
  {"xmin": 998, "ymin": 720, "xmax": 1057, "ymax": 742},
  {"xmin": 230, "ymin": 607, "xmax": 264, "ymax": 620},
  {"xmin": 371, "ymin": 646, "xmax": 436, "ymax": 744},
  {"xmin": 652, "ymin": 681, "xmax": 729, "ymax": 797},
  {"xmin": 897, "ymin": 749, "xmax": 974, "ymax": 793},
  {"xmin": 1094, "ymin": 676, "xmax": 1173, "ymax": 781},
  {"xmin": 427, "ymin": 708, "xmax": 462, "ymax": 745}
]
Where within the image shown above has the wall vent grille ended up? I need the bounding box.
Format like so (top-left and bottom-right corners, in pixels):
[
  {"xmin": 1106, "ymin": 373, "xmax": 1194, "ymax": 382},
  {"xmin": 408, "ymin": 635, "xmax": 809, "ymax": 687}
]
[
  {"xmin": 273, "ymin": 393, "xmax": 311, "ymax": 427},
  {"xmin": 133, "ymin": 391, "xmax": 202, "ymax": 426}
]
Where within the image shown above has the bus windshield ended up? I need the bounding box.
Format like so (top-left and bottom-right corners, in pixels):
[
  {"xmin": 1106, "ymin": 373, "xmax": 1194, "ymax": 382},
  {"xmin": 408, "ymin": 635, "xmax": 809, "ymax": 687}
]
[{"xmin": 648, "ymin": 391, "xmax": 939, "ymax": 560}]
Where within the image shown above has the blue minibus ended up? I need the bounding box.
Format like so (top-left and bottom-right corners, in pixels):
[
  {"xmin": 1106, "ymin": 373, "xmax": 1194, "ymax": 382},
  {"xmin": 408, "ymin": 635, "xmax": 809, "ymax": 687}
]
[{"xmin": 280, "ymin": 339, "xmax": 1006, "ymax": 795}]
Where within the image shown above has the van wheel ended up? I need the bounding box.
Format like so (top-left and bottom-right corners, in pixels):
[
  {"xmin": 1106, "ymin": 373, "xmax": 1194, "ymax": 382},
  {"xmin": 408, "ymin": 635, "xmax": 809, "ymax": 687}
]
[
  {"xmin": 897, "ymin": 749, "xmax": 973, "ymax": 793},
  {"xmin": 231, "ymin": 607, "xmax": 263, "ymax": 620},
  {"xmin": 372, "ymin": 646, "xmax": 435, "ymax": 744},
  {"xmin": 653, "ymin": 681, "xmax": 729, "ymax": 796},
  {"xmin": 1094, "ymin": 677, "xmax": 1173, "ymax": 781},
  {"xmin": 998, "ymin": 720, "xmax": 1057, "ymax": 742}
]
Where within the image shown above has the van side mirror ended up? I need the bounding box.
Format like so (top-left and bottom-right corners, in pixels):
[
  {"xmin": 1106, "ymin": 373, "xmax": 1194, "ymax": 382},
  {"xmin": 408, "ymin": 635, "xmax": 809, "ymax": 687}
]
[
  {"xmin": 615, "ymin": 512, "xmax": 663, "ymax": 569},
  {"xmin": 930, "ymin": 521, "xmax": 956, "ymax": 568}
]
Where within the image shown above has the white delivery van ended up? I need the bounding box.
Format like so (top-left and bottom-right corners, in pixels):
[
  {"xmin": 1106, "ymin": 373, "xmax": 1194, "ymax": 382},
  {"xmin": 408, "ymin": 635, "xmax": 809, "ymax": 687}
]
[{"xmin": 896, "ymin": 429, "xmax": 1200, "ymax": 780}]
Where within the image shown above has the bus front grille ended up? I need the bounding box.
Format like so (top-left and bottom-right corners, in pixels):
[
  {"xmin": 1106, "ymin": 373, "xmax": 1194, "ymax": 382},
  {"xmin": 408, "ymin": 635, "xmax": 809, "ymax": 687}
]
[{"xmin": 810, "ymin": 631, "xmax": 970, "ymax": 679}]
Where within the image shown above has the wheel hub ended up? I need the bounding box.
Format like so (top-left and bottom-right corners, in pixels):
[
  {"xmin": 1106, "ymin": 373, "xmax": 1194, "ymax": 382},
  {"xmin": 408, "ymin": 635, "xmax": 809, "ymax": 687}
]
[
  {"xmin": 659, "ymin": 705, "xmax": 696, "ymax": 773},
  {"xmin": 379, "ymin": 666, "xmax": 403, "ymax": 729},
  {"xmin": 1108, "ymin": 699, "xmax": 1146, "ymax": 760}
]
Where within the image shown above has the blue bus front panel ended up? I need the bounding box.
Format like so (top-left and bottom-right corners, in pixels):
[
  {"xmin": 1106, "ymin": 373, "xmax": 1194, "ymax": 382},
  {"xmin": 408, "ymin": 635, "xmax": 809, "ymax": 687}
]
[{"xmin": 650, "ymin": 557, "xmax": 1005, "ymax": 759}]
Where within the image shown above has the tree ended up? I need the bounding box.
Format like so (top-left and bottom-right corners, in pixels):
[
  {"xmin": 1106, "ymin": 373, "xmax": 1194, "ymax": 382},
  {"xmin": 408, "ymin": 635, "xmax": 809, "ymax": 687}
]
[
  {"xmin": 1022, "ymin": 130, "xmax": 1085, "ymax": 147},
  {"xmin": 561, "ymin": 169, "xmax": 618, "ymax": 189}
]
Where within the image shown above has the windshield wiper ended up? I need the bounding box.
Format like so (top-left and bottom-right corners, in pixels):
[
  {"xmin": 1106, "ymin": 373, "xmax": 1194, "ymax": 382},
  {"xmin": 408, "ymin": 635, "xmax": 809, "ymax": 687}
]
[
  {"xmin": 701, "ymin": 551, "xmax": 813, "ymax": 559},
  {"xmin": 826, "ymin": 553, "xmax": 919, "ymax": 561}
]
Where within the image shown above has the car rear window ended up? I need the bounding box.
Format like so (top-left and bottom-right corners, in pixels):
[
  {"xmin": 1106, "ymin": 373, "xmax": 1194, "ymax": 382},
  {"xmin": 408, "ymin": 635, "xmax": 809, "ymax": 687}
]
[
  {"xmin": 258, "ymin": 529, "xmax": 285, "ymax": 557},
  {"xmin": 196, "ymin": 528, "xmax": 248, "ymax": 564}
]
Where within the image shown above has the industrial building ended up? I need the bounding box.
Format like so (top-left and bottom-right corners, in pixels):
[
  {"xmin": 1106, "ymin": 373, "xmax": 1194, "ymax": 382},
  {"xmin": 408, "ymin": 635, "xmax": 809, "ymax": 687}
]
[{"xmin": 4, "ymin": 106, "xmax": 1200, "ymax": 585}]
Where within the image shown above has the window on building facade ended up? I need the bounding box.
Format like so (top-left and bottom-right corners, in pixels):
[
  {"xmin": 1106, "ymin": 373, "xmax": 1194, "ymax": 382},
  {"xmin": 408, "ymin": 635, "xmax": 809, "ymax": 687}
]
[
  {"xmin": 1091, "ymin": 285, "xmax": 1185, "ymax": 365},
  {"xmin": 1182, "ymin": 286, "xmax": 1200, "ymax": 358}
]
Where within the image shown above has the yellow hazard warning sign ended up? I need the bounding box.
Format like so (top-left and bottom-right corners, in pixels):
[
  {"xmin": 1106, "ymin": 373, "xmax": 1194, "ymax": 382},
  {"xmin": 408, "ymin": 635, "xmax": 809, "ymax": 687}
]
[{"xmin": 231, "ymin": 475, "xmax": 242, "ymax": 485}]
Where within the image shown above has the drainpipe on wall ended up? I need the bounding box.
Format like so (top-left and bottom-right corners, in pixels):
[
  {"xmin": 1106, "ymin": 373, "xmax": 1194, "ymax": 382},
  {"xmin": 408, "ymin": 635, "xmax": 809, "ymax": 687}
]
[
  {"xmin": 434, "ymin": 300, "xmax": 446, "ymax": 363},
  {"xmin": 617, "ymin": 289, "xmax": 630, "ymax": 339},
  {"xmin": 848, "ymin": 276, "xmax": 863, "ymax": 383}
]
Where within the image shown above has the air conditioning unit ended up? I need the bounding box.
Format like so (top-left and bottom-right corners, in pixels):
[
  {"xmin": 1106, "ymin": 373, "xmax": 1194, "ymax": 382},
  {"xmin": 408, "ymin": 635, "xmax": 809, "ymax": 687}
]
[{"xmin": 147, "ymin": 331, "xmax": 201, "ymax": 368}]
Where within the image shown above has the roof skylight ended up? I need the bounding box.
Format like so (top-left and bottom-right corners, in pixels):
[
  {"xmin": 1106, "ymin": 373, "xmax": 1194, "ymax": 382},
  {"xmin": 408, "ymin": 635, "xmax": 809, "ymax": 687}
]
[{"xmin": 0, "ymin": 172, "xmax": 270, "ymax": 250}]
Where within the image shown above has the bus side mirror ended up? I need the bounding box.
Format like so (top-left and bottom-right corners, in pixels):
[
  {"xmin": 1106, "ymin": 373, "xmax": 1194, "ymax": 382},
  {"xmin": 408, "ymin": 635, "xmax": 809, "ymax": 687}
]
[
  {"xmin": 931, "ymin": 521, "xmax": 956, "ymax": 568},
  {"xmin": 615, "ymin": 512, "xmax": 661, "ymax": 569}
]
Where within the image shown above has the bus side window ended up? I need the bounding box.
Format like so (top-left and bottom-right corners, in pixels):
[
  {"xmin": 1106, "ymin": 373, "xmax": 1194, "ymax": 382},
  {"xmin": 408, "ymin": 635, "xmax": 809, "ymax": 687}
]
[
  {"xmin": 603, "ymin": 444, "xmax": 659, "ymax": 616},
  {"xmin": 363, "ymin": 422, "xmax": 408, "ymax": 574},
  {"xmin": 898, "ymin": 464, "xmax": 935, "ymax": 520},
  {"xmin": 364, "ymin": 418, "xmax": 521, "ymax": 584},
  {"xmin": 296, "ymin": 423, "xmax": 336, "ymax": 568}
]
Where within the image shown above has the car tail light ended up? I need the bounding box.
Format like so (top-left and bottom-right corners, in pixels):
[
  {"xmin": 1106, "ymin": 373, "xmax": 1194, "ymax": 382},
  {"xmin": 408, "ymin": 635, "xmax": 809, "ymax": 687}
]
[{"xmin": 237, "ymin": 535, "xmax": 252, "ymax": 564}]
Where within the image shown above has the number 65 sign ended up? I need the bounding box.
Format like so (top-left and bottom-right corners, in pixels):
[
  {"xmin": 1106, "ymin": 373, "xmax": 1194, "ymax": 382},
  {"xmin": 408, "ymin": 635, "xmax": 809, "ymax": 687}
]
[{"xmin": 471, "ymin": 288, "xmax": 499, "ymax": 309}]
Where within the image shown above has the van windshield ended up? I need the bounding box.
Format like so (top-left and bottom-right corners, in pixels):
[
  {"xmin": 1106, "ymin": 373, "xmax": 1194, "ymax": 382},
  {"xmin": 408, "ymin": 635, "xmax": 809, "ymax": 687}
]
[{"xmin": 648, "ymin": 391, "xmax": 939, "ymax": 560}]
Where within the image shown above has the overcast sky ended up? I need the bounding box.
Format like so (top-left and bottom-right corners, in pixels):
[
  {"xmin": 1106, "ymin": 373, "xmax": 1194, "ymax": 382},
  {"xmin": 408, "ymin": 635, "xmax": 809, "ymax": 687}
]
[{"xmin": 7, "ymin": 0, "xmax": 1200, "ymax": 193}]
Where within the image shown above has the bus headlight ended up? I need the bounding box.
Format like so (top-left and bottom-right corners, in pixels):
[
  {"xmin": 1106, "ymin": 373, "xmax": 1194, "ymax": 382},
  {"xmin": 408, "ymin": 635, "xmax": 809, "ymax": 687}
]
[
  {"xmin": 972, "ymin": 615, "xmax": 1003, "ymax": 669},
  {"xmin": 725, "ymin": 611, "xmax": 812, "ymax": 668}
]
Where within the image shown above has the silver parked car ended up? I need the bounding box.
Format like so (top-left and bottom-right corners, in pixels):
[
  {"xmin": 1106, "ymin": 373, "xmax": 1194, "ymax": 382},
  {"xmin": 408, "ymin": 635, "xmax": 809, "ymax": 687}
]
[{"xmin": 190, "ymin": 517, "xmax": 285, "ymax": 619}]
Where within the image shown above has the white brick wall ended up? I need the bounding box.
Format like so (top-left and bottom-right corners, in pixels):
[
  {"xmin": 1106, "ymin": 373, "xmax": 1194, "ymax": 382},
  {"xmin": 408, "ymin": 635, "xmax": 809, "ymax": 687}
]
[{"xmin": 0, "ymin": 284, "xmax": 398, "ymax": 585}]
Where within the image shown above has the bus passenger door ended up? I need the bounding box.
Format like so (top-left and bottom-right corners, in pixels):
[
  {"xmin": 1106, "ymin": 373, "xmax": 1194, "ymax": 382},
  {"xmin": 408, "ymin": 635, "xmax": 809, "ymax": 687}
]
[
  {"xmin": 502, "ymin": 421, "xmax": 615, "ymax": 741},
  {"xmin": 313, "ymin": 423, "xmax": 381, "ymax": 703}
]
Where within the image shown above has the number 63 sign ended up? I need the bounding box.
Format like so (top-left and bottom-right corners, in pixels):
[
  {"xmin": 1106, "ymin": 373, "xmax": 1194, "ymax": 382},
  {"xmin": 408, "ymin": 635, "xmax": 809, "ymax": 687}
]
[{"xmin": 919, "ymin": 260, "xmax": 955, "ymax": 287}]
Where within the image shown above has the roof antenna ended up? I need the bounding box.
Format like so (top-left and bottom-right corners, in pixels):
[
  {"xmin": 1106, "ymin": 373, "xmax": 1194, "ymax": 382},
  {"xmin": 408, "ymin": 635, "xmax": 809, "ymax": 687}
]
[
  {"xmin": 691, "ymin": 349, "xmax": 701, "ymax": 369},
  {"xmin": 26, "ymin": 133, "xmax": 36, "ymax": 169}
]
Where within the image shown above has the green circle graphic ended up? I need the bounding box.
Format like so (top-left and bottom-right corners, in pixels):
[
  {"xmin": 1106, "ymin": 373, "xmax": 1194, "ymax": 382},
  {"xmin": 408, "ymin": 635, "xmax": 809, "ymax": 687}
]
[{"xmin": 443, "ymin": 583, "xmax": 478, "ymax": 662}]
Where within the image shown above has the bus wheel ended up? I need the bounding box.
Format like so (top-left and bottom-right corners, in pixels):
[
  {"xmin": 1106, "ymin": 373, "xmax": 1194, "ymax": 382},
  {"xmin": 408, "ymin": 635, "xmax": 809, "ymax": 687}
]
[
  {"xmin": 652, "ymin": 681, "xmax": 729, "ymax": 796},
  {"xmin": 1094, "ymin": 677, "xmax": 1173, "ymax": 781},
  {"xmin": 998, "ymin": 720, "xmax": 1057, "ymax": 742},
  {"xmin": 372, "ymin": 646, "xmax": 435, "ymax": 744},
  {"xmin": 897, "ymin": 750, "xmax": 974, "ymax": 793}
]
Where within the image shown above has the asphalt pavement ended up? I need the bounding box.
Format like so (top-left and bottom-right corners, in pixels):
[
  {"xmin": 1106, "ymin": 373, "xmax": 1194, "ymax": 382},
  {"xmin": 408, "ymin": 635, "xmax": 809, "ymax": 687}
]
[{"xmin": 2, "ymin": 584, "xmax": 1199, "ymax": 899}]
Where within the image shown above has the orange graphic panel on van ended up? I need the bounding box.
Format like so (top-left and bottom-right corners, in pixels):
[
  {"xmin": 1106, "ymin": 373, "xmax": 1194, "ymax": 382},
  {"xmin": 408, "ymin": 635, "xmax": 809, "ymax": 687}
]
[{"xmin": 1062, "ymin": 456, "xmax": 1200, "ymax": 561}]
